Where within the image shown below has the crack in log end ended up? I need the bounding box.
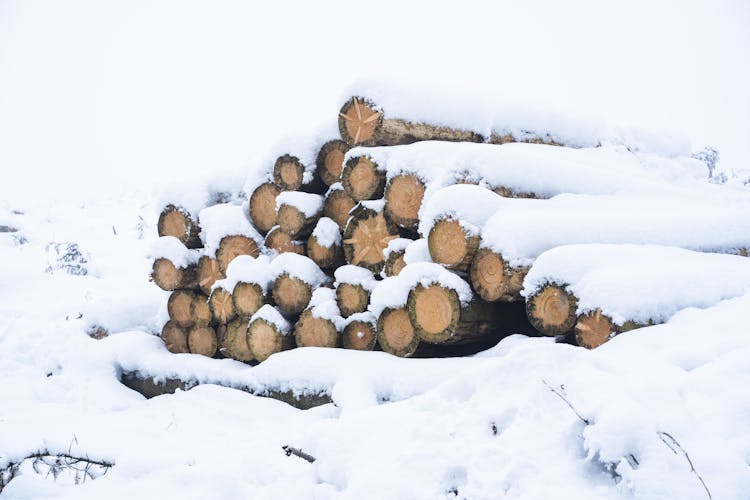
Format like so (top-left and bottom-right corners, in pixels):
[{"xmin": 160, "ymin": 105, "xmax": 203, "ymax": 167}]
[
  {"xmin": 338, "ymin": 97, "xmax": 383, "ymax": 146},
  {"xmin": 575, "ymin": 309, "xmax": 616, "ymax": 349}
]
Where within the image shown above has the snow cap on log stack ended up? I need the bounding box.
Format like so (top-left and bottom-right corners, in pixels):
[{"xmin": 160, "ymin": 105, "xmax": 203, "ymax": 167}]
[{"xmin": 198, "ymin": 203, "xmax": 263, "ymax": 254}]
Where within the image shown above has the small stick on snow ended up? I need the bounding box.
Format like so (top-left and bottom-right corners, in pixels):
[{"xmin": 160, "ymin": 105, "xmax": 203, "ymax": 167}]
[{"xmin": 282, "ymin": 445, "xmax": 316, "ymax": 463}]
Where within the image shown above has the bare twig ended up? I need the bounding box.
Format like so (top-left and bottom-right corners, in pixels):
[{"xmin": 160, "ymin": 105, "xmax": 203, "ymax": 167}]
[
  {"xmin": 541, "ymin": 379, "xmax": 590, "ymax": 425},
  {"xmin": 0, "ymin": 450, "xmax": 113, "ymax": 493},
  {"xmin": 657, "ymin": 431, "xmax": 712, "ymax": 499},
  {"xmin": 282, "ymin": 445, "xmax": 316, "ymax": 463}
]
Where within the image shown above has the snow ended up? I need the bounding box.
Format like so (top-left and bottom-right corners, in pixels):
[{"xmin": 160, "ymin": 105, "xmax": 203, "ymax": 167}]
[
  {"xmin": 480, "ymin": 192, "xmax": 750, "ymax": 268},
  {"xmin": 250, "ymin": 304, "xmax": 291, "ymax": 335},
  {"xmin": 268, "ymin": 253, "xmax": 328, "ymax": 287},
  {"xmin": 368, "ymin": 262, "xmax": 472, "ymax": 317},
  {"xmin": 196, "ymin": 202, "xmax": 263, "ymax": 253},
  {"xmin": 342, "ymin": 311, "xmax": 376, "ymax": 328},
  {"xmin": 382, "ymin": 237, "xmax": 411, "ymax": 259},
  {"xmin": 333, "ymin": 265, "xmax": 377, "ymax": 293},
  {"xmin": 418, "ymin": 184, "xmax": 504, "ymax": 236},
  {"xmin": 403, "ymin": 238, "xmax": 432, "ymax": 265},
  {"xmin": 522, "ymin": 244, "xmax": 750, "ymax": 326},
  {"xmin": 275, "ymin": 191, "xmax": 323, "ymax": 217},
  {"xmin": 213, "ymin": 254, "xmax": 273, "ymax": 294},
  {"xmin": 147, "ymin": 236, "xmax": 201, "ymax": 268},
  {"xmin": 310, "ymin": 217, "xmax": 341, "ymax": 248},
  {"xmin": 306, "ymin": 288, "xmax": 344, "ymax": 330},
  {"xmin": 358, "ymin": 199, "xmax": 385, "ymax": 212}
]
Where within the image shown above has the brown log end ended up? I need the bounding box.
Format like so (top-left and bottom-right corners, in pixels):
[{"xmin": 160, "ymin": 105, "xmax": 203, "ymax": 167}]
[
  {"xmin": 247, "ymin": 318, "xmax": 290, "ymax": 362},
  {"xmin": 232, "ymin": 282, "xmax": 265, "ymax": 318},
  {"xmin": 191, "ymin": 293, "xmax": 213, "ymax": 325},
  {"xmin": 384, "ymin": 249, "xmax": 407, "ymax": 277},
  {"xmin": 342, "ymin": 208, "xmax": 399, "ymax": 273},
  {"xmin": 273, "ymin": 154, "xmax": 305, "ymax": 191},
  {"xmin": 407, "ymin": 284, "xmax": 461, "ymax": 344},
  {"xmin": 338, "ymin": 96, "xmax": 383, "ymax": 146},
  {"xmin": 249, "ymin": 182, "xmax": 282, "ymax": 234},
  {"xmin": 277, "ymin": 203, "xmax": 319, "ymax": 238},
  {"xmin": 294, "ymin": 309, "xmax": 339, "ymax": 348},
  {"xmin": 323, "ymin": 189, "xmax": 356, "ymax": 231},
  {"xmin": 221, "ymin": 317, "xmax": 254, "ymax": 362},
  {"xmin": 469, "ymin": 249, "xmax": 527, "ymax": 302},
  {"xmin": 575, "ymin": 309, "xmax": 616, "ymax": 349},
  {"xmin": 377, "ymin": 307, "xmax": 419, "ymax": 357},
  {"xmin": 209, "ymin": 287, "xmax": 236, "ymax": 324},
  {"xmin": 316, "ymin": 139, "xmax": 350, "ymax": 186},
  {"xmin": 216, "ymin": 235, "xmax": 260, "ymax": 274},
  {"xmin": 342, "ymin": 320, "xmax": 376, "ymax": 351},
  {"xmin": 384, "ymin": 174, "xmax": 425, "ymax": 230},
  {"xmin": 167, "ymin": 290, "xmax": 197, "ymax": 328},
  {"xmin": 272, "ymin": 274, "xmax": 313, "ymax": 315},
  {"xmin": 158, "ymin": 205, "xmax": 201, "ymax": 248},
  {"xmin": 197, "ymin": 256, "xmax": 224, "ymax": 296},
  {"xmin": 428, "ymin": 218, "xmax": 479, "ymax": 271},
  {"xmin": 526, "ymin": 283, "xmax": 578, "ymax": 336},
  {"xmin": 335, "ymin": 283, "xmax": 369, "ymax": 318},
  {"xmin": 307, "ymin": 235, "xmax": 343, "ymax": 270},
  {"xmin": 264, "ymin": 226, "xmax": 305, "ymax": 255},
  {"xmin": 341, "ymin": 156, "xmax": 385, "ymax": 201},
  {"xmin": 187, "ymin": 324, "xmax": 218, "ymax": 357},
  {"xmin": 161, "ymin": 320, "xmax": 189, "ymax": 354},
  {"xmin": 151, "ymin": 258, "xmax": 196, "ymax": 291}
]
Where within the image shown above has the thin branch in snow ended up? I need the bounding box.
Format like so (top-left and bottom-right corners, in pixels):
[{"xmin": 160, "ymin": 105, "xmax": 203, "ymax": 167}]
[
  {"xmin": 282, "ymin": 445, "xmax": 316, "ymax": 463},
  {"xmin": 657, "ymin": 431, "xmax": 712, "ymax": 499},
  {"xmin": 541, "ymin": 379, "xmax": 590, "ymax": 425}
]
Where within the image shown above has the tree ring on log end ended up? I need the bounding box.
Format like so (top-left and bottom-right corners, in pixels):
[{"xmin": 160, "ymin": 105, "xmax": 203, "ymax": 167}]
[
  {"xmin": 428, "ymin": 219, "xmax": 471, "ymax": 269},
  {"xmin": 575, "ymin": 309, "xmax": 616, "ymax": 349},
  {"xmin": 216, "ymin": 235, "xmax": 260, "ymax": 274},
  {"xmin": 161, "ymin": 321, "xmax": 189, "ymax": 353},
  {"xmin": 342, "ymin": 210, "xmax": 399, "ymax": 273},
  {"xmin": 526, "ymin": 284, "xmax": 578, "ymax": 336},
  {"xmin": 470, "ymin": 249, "xmax": 511, "ymax": 301},
  {"xmin": 168, "ymin": 290, "xmax": 195, "ymax": 328},
  {"xmin": 276, "ymin": 204, "xmax": 307, "ymax": 237},
  {"xmin": 221, "ymin": 318, "xmax": 254, "ymax": 362},
  {"xmin": 273, "ymin": 154, "xmax": 305, "ymax": 191},
  {"xmin": 384, "ymin": 174, "xmax": 425, "ymax": 229},
  {"xmin": 343, "ymin": 156, "xmax": 383, "ymax": 201},
  {"xmin": 265, "ymin": 227, "xmax": 304, "ymax": 255},
  {"xmin": 273, "ymin": 274, "xmax": 312, "ymax": 315},
  {"xmin": 152, "ymin": 258, "xmax": 181, "ymax": 290},
  {"xmin": 209, "ymin": 287, "xmax": 236, "ymax": 324},
  {"xmin": 294, "ymin": 310, "xmax": 338, "ymax": 348},
  {"xmin": 249, "ymin": 182, "xmax": 281, "ymax": 234},
  {"xmin": 338, "ymin": 96, "xmax": 383, "ymax": 146},
  {"xmin": 336, "ymin": 283, "xmax": 368, "ymax": 318},
  {"xmin": 409, "ymin": 284, "xmax": 460, "ymax": 343},
  {"xmin": 316, "ymin": 139, "xmax": 350, "ymax": 186},
  {"xmin": 377, "ymin": 307, "xmax": 419, "ymax": 357},
  {"xmin": 233, "ymin": 282, "xmax": 264, "ymax": 318},
  {"xmin": 197, "ymin": 256, "xmax": 223, "ymax": 296},
  {"xmin": 247, "ymin": 319, "xmax": 284, "ymax": 362},
  {"xmin": 158, "ymin": 205, "xmax": 190, "ymax": 241},
  {"xmin": 187, "ymin": 325, "xmax": 217, "ymax": 357},
  {"xmin": 191, "ymin": 295, "xmax": 212, "ymax": 325},
  {"xmin": 324, "ymin": 190, "xmax": 356, "ymax": 230},
  {"xmin": 342, "ymin": 320, "xmax": 376, "ymax": 350}
]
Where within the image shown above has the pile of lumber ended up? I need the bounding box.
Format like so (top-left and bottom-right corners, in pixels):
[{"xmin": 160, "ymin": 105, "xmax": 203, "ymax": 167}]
[{"xmin": 151, "ymin": 90, "xmax": 750, "ymax": 362}]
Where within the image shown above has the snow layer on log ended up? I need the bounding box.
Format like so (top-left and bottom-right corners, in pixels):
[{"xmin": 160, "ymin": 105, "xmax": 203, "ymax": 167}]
[
  {"xmin": 383, "ymin": 238, "xmax": 411, "ymax": 259},
  {"xmin": 403, "ymin": 239, "xmax": 432, "ymax": 265},
  {"xmin": 306, "ymin": 288, "xmax": 344, "ymax": 330},
  {"xmin": 197, "ymin": 203, "xmax": 263, "ymax": 252},
  {"xmin": 523, "ymin": 244, "xmax": 750, "ymax": 325},
  {"xmin": 275, "ymin": 191, "xmax": 324, "ymax": 217},
  {"xmin": 269, "ymin": 253, "xmax": 328, "ymax": 287},
  {"xmin": 343, "ymin": 310, "xmax": 376, "ymax": 327},
  {"xmin": 369, "ymin": 262, "xmax": 472, "ymax": 317},
  {"xmin": 310, "ymin": 217, "xmax": 341, "ymax": 248},
  {"xmin": 149, "ymin": 236, "xmax": 202, "ymax": 268},
  {"xmin": 418, "ymin": 184, "xmax": 504, "ymax": 236},
  {"xmin": 334, "ymin": 265, "xmax": 377, "ymax": 292},
  {"xmin": 480, "ymin": 193, "xmax": 750, "ymax": 268},
  {"xmin": 250, "ymin": 304, "xmax": 291, "ymax": 335},
  {"xmin": 214, "ymin": 254, "xmax": 273, "ymax": 294}
]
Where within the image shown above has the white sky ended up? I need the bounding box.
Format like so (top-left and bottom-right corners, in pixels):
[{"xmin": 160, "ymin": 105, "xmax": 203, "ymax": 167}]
[{"xmin": 1, "ymin": 0, "xmax": 748, "ymax": 206}]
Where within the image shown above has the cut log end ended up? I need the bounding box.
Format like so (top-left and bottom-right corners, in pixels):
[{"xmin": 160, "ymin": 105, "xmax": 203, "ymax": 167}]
[
  {"xmin": 209, "ymin": 287, "xmax": 236, "ymax": 324},
  {"xmin": 151, "ymin": 258, "xmax": 196, "ymax": 291},
  {"xmin": 273, "ymin": 155, "xmax": 305, "ymax": 191},
  {"xmin": 158, "ymin": 205, "xmax": 201, "ymax": 248},
  {"xmin": 342, "ymin": 320, "xmax": 377, "ymax": 351},
  {"xmin": 265, "ymin": 226, "xmax": 305, "ymax": 255},
  {"xmin": 377, "ymin": 307, "xmax": 419, "ymax": 357},
  {"xmin": 272, "ymin": 274, "xmax": 312, "ymax": 316},
  {"xmin": 161, "ymin": 321, "xmax": 189, "ymax": 353},
  {"xmin": 316, "ymin": 139, "xmax": 350, "ymax": 186},
  {"xmin": 216, "ymin": 235, "xmax": 260, "ymax": 274},
  {"xmin": 575, "ymin": 310, "xmax": 616, "ymax": 349},
  {"xmin": 277, "ymin": 203, "xmax": 318, "ymax": 238},
  {"xmin": 307, "ymin": 235, "xmax": 343, "ymax": 269},
  {"xmin": 384, "ymin": 249, "xmax": 407, "ymax": 277},
  {"xmin": 342, "ymin": 156, "xmax": 385, "ymax": 201},
  {"xmin": 384, "ymin": 174, "xmax": 425, "ymax": 230},
  {"xmin": 469, "ymin": 249, "xmax": 526, "ymax": 302},
  {"xmin": 342, "ymin": 208, "xmax": 399, "ymax": 273},
  {"xmin": 408, "ymin": 284, "xmax": 460, "ymax": 344},
  {"xmin": 187, "ymin": 324, "xmax": 218, "ymax": 357},
  {"xmin": 221, "ymin": 318, "xmax": 254, "ymax": 362},
  {"xmin": 526, "ymin": 284, "xmax": 578, "ymax": 336},
  {"xmin": 294, "ymin": 309, "xmax": 339, "ymax": 348},
  {"xmin": 167, "ymin": 290, "xmax": 196, "ymax": 328},
  {"xmin": 428, "ymin": 219, "xmax": 479, "ymax": 271},
  {"xmin": 247, "ymin": 318, "xmax": 290, "ymax": 362},
  {"xmin": 323, "ymin": 189, "xmax": 356, "ymax": 231},
  {"xmin": 197, "ymin": 256, "xmax": 224, "ymax": 296},
  {"xmin": 335, "ymin": 283, "xmax": 369, "ymax": 318},
  {"xmin": 191, "ymin": 294, "xmax": 212, "ymax": 325},
  {"xmin": 232, "ymin": 282, "xmax": 264, "ymax": 318},
  {"xmin": 249, "ymin": 182, "xmax": 282, "ymax": 234},
  {"xmin": 338, "ymin": 96, "xmax": 383, "ymax": 146}
]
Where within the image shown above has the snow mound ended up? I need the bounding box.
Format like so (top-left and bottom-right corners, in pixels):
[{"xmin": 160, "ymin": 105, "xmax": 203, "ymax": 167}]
[
  {"xmin": 275, "ymin": 191, "xmax": 323, "ymax": 217},
  {"xmin": 148, "ymin": 236, "xmax": 202, "ymax": 268},
  {"xmin": 418, "ymin": 184, "xmax": 504, "ymax": 236},
  {"xmin": 197, "ymin": 203, "xmax": 262, "ymax": 252},
  {"xmin": 334, "ymin": 265, "xmax": 378, "ymax": 292},
  {"xmin": 269, "ymin": 253, "xmax": 328, "ymax": 287},
  {"xmin": 216, "ymin": 254, "xmax": 273, "ymax": 293},
  {"xmin": 310, "ymin": 217, "xmax": 341, "ymax": 248}
]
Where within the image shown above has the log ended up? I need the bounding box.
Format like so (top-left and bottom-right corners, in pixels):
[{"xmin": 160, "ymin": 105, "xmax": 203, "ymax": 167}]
[
  {"xmin": 293, "ymin": 309, "xmax": 339, "ymax": 348},
  {"xmin": 574, "ymin": 309, "xmax": 616, "ymax": 349},
  {"xmin": 342, "ymin": 203, "xmax": 400, "ymax": 273},
  {"xmin": 306, "ymin": 233, "xmax": 344, "ymax": 270},
  {"xmin": 191, "ymin": 293, "xmax": 213, "ymax": 325},
  {"xmin": 342, "ymin": 318, "xmax": 377, "ymax": 351},
  {"xmin": 209, "ymin": 286, "xmax": 236, "ymax": 324},
  {"xmin": 525, "ymin": 283, "xmax": 578, "ymax": 336},
  {"xmin": 407, "ymin": 284, "xmax": 502, "ymax": 344},
  {"xmin": 197, "ymin": 256, "xmax": 224, "ymax": 295},
  {"xmin": 151, "ymin": 258, "xmax": 197, "ymax": 291},
  {"xmin": 323, "ymin": 187, "xmax": 356, "ymax": 231},
  {"xmin": 167, "ymin": 290, "xmax": 198, "ymax": 328},
  {"xmin": 316, "ymin": 139, "xmax": 350, "ymax": 186},
  {"xmin": 216, "ymin": 235, "xmax": 260, "ymax": 274},
  {"xmin": 335, "ymin": 283, "xmax": 369, "ymax": 318},
  {"xmin": 187, "ymin": 324, "xmax": 218, "ymax": 357},
  {"xmin": 341, "ymin": 155, "xmax": 385, "ymax": 201},
  {"xmin": 232, "ymin": 282, "xmax": 265, "ymax": 318},
  {"xmin": 469, "ymin": 248, "xmax": 528, "ymax": 302},
  {"xmin": 384, "ymin": 248, "xmax": 407, "ymax": 277},
  {"xmin": 220, "ymin": 317, "xmax": 254, "ymax": 362},
  {"xmin": 428, "ymin": 217, "xmax": 480, "ymax": 272},
  {"xmin": 493, "ymin": 186, "xmax": 539, "ymax": 199},
  {"xmin": 376, "ymin": 307, "xmax": 420, "ymax": 357},
  {"xmin": 264, "ymin": 226, "xmax": 305, "ymax": 255},
  {"xmin": 161, "ymin": 320, "xmax": 189, "ymax": 353},
  {"xmin": 249, "ymin": 182, "xmax": 282, "ymax": 234},
  {"xmin": 272, "ymin": 273, "xmax": 313, "ymax": 315},
  {"xmin": 247, "ymin": 315, "xmax": 292, "ymax": 362},
  {"xmin": 157, "ymin": 205, "xmax": 202, "ymax": 248},
  {"xmin": 276, "ymin": 194, "xmax": 323, "ymax": 238},
  {"xmin": 489, "ymin": 132, "xmax": 562, "ymax": 147},
  {"xmin": 338, "ymin": 96, "xmax": 484, "ymax": 147},
  {"xmin": 272, "ymin": 154, "xmax": 326, "ymax": 193},
  {"xmin": 384, "ymin": 173, "xmax": 425, "ymax": 231}
]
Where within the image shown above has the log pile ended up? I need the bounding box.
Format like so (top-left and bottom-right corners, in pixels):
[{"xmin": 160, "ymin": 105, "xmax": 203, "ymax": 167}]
[{"xmin": 148, "ymin": 89, "xmax": 748, "ymax": 365}]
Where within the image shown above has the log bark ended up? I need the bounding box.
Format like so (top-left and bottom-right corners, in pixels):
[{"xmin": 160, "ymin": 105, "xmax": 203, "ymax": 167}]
[
  {"xmin": 316, "ymin": 139, "xmax": 350, "ymax": 186},
  {"xmin": 151, "ymin": 258, "xmax": 197, "ymax": 291},
  {"xmin": 216, "ymin": 235, "xmax": 260, "ymax": 274},
  {"xmin": 407, "ymin": 284, "xmax": 503, "ymax": 344},
  {"xmin": 525, "ymin": 283, "xmax": 578, "ymax": 336},
  {"xmin": 341, "ymin": 155, "xmax": 385, "ymax": 201},
  {"xmin": 272, "ymin": 154, "xmax": 326, "ymax": 193},
  {"xmin": 232, "ymin": 282, "xmax": 265, "ymax": 318},
  {"xmin": 323, "ymin": 188, "xmax": 356, "ymax": 231},
  {"xmin": 277, "ymin": 199, "xmax": 322, "ymax": 238},
  {"xmin": 306, "ymin": 234, "xmax": 344, "ymax": 270},
  {"xmin": 338, "ymin": 96, "xmax": 485, "ymax": 147},
  {"xmin": 384, "ymin": 247, "xmax": 408, "ymax": 277},
  {"xmin": 335, "ymin": 283, "xmax": 369, "ymax": 318},
  {"xmin": 376, "ymin": 307, "xmax": 420, "ymax": 357},
  {"xmin": 384, "ymin": 174, "xmax": 425, "ymax": 231},
  {"xmin": 167, "ymin": 290, "xmax": 198, "ymax": 328},
  {"xmin": 293, "ymin": 309, "xmax": 339, "ymax": 348},
  {"xmin": 220, "ymin": 317, "xmax": 254, "ymax": 361},
  {"xmin": 428, "ymin": 218, "xmax": 480, "ymax": 272},
  {"xmin": 157, "ymin": 204, "xmax": 202, "ymax": 248},
  {"xmin": 342, "ymin": 203, "xmax": 400, "ymax": 274},
  {"xmin": 264, "ymin": 226, "xmax": 305, "ymax": 255},
  {"xmin": 187, "ymin": 324, "xmax": 218, "ymax": 357},
  {"xmin": 209, "ymin": 286, "xmax": 236, "ymax": 324},
  {"xmin": 249, "ymin": 182, "xmax": 282, "ymax": 234},
  {"xmin": 342, "ymin": 319, "xmax": 377, "ymax": 351},
  {"xmin": 469, "ymin": 248, "xmax": 528, "ymax": 302},
  {"xmin": 493, "ymin": 186, "xmax": 539, "ymax": 199},
  {"xmin": 161, "ymin": 320, "xmax": 189, "ymax": 353},
  {"xmin": 247, "ymin": 317, "xmax": 292, "ymax": 362},
  {"xmin": 489, "ymin": 132, "xmax": 563, "ymax": 147},
  {"xmin": 574, "ymin": 309, "xmax": 616, "ymax": 349},
  {"xmin": 197, "ymin": 256, "xmax": 224, "ymax": 296},
  {"xmin": 272, "ymin": 273, "xmax": 313, "ymax": 315}
]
